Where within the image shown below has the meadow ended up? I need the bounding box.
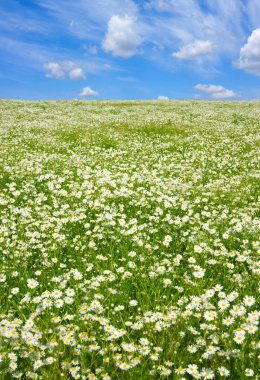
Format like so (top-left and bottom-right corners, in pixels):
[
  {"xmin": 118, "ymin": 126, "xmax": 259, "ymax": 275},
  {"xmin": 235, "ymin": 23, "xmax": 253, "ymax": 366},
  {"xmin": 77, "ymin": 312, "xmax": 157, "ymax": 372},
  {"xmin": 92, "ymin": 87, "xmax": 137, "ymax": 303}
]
[{"xmin": 0, "ymin": 100, "xmax": 259, "ymax": 379}]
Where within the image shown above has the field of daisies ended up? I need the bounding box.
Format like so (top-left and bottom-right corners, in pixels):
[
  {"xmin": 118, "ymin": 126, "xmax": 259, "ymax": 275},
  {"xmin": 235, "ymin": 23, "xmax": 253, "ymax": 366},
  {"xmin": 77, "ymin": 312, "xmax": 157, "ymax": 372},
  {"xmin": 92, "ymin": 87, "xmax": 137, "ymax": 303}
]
[{"xmin": 0, "ymin": 100, "xmax": 259, "ymax": 379}]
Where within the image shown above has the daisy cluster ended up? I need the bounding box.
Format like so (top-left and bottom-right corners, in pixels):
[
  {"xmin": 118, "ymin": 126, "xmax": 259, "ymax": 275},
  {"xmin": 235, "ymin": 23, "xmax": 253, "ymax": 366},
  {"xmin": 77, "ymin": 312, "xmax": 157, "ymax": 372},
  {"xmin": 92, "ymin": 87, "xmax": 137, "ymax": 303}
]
[{"xmin": 0, "ymin": 100, "xmax": 259, "ymax": 379}]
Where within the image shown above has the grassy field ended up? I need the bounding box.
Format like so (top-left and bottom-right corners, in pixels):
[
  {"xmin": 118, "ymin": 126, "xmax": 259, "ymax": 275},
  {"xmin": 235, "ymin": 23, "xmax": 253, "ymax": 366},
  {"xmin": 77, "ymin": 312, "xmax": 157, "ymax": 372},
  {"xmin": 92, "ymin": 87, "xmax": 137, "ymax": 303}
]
[{"xmin": 0, "ymin": 100, "xmax": 259, "ymax": 379}]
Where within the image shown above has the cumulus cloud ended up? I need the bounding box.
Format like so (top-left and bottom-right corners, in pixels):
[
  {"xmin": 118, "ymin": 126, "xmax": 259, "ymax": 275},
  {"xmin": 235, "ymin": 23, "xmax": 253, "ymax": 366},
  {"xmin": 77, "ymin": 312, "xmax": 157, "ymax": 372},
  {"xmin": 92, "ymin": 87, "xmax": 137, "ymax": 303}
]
[
  {"xmin": 44, "ymin": 61, "xmax": 86, "ymax": 80},
  {"xmin": 157, "ymin": 96, "xmax": 169, "ymax": 100},
  {"xmin": 173, "ymin": 40, "xmax": 214, "ymax": 60},
  {"xmin": 69, "ymin": 67, "xmax": 86, "ymax": 80},
  {"xmin": 237, "ymin": 28, "xmax": 260, "ymax": 75},
  {"xmin": 79, "ymin": 86, "xmax": 99, "ymax": 97},
  {"xmin": 103, "ymin": 15, "xmax": 142, "ymax": 57},
  {"xmin": 44, "ymin": 62, "xmax": 64, "ymax": 79},
  {"xmin": 195, "ymin": 84, "xmax": 237, "ymax": 99}
]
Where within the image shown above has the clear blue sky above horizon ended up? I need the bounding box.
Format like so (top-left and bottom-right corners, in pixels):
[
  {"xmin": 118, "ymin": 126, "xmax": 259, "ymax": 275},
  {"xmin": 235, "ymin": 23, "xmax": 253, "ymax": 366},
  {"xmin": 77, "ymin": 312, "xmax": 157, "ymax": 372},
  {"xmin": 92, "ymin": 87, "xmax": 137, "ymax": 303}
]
[{"xmin": 1, "ymin": 0, "xmax": 260, "ymax": 100}]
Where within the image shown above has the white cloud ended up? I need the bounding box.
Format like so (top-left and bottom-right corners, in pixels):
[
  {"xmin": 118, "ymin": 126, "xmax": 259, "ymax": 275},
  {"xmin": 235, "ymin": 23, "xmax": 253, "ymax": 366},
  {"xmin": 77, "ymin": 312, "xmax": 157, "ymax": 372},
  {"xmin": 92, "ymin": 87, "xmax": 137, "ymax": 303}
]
[
  {"xmin": 173, "ymin": 40, "xmax": 214, "ymax": 60},
  {"xmin": 43, "ymin": 62, "xmax": 64, "ymax": 78},
  {"xmin": 195, "ymin": 84, "xmax": 237, "ymax": 99},
  {"xmin": 69, "ymin": 67, "xmax": 86, "ymax": 80},
  {"xmin": 44, "ymin": 61, "xmax": 86, "ymax": 80},
  {"xmin": 157, "ymin": 96, "xmax": 169, "ymax": 100},
  {"xmin": 103, "ymin": 15, "xmax": 142, "ymax": 58},
  {"xmin": 79, "ymin": 86, "xmax": 99, "ymax": 97},
  {"xmin": 237, "ymin": 28, "xmax": 260, "ymax": 76}
]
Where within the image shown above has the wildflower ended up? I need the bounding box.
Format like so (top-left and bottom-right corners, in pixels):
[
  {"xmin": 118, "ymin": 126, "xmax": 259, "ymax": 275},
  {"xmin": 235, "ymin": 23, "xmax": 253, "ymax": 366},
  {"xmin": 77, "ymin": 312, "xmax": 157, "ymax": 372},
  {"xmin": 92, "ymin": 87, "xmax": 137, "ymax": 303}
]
[
  {"xmin": 66, "ymin": 288, "xmax": 75, "ymax": 296},
  {"xmin": 52, "ymin": 290, "xmax": 62, "ymax": 298},
  {"xmin": 160, "ymin": 368, "xmax": 171, "ymax": 376},
  {"xmin": 55, "ymin": 299, "xmax": 64, "ymax": 308},
  {"xmin": 206, "ymin": 345, "xmax": 218, "ymax": 355},
  {"xmin": 33, "ymin": 360, "xmax": 43, "ymax": 370},
  {"xmin": 243, "ymin": 296, "xmax": 255, "ymax": 307},
  {"xmin": 163, "ymin": 278, "xmax": 172, "ymax": 286},
  {"xmin": 140, "ymin": 338, "xmax": 149, "ymax": 345},
  {"xmin": 157, "ymin": 266, "xmax": 166, "ymax": 274},
  {"xmin": 204, "ymin": 311, "xmax": 217, "ymax": 321},
  {"xmin": 218, "ymin": 366, "xmax": 230, "ymax": 376},
  {"xmin": 245, "ymin": 324, "xmax": 257, "ymax": 334},
  {"xmin": 223, "ymin": 317, "xmax": 234, "ymax": 326},
  {"xmin": 64, "ymin": 296, "xmax": 74, "ymax": 304},
  {"xmin": 27, "ymin": 279, "xmax": 39, "ymax": 289},
  {"xmin": 11, "ymin": 287, "xmax": 19, "ymax": 294},
  {"xmin": 139, "ymin": 346, "xmax": 150, "ymax": 355},
  {"xmin": 70, "ymin": 366, "xmax": 80, "ymax": 376},
  {"xmin": 245, "ymin": 369, "xmax": 254, "ymax": 377},
  {"xmin": 201, "ymin": 369, "xmax": 214, "ymax": 379},
  {"xmin": 150, "ymin": 353, "xmax": 159, "ymax": 360},
  {"xmin": 193, "ymin": 269, "xmax": 205, "ymax": 278},
  {"xmin": 132, "ymin": 322, "xmax": 143, "ymax": 330},
  {"xmin": 187, "ymin": 364, "xmax": 199, "ymax": 375},
  {"xmin": 42, "ymin": 298, "xmax": 53, "ymax": 308},
  {"xmin": 233, "ymin": 335, "xmax": 245, "ymax": 344},
  {"xmin": 89, "ymin": 343, "xmax": 100, "ymax": 351},
  {"xmin": 218, "ymin": 300, "xmax": 230, "ymax": 310},
  {"xmin": 8, "ymin": 353, "xmax": 18, "ymax": 361},
  {"xmin": 118, "ymin": 362, "xmax": 130, "ymax": 370},
  {"xmin": 163, "ymin": 235, "xmax": 172, "ymax": 246},
  {"xmin": 188, "ymin": 345, "xmax": 197, "ymax": 353},
  {"xmin": 45, "ymin": 357, "xmax": 55, "ymax": 364},
  {"xmin": 102, "ymin": 374, "xmax": 111, "ymax": 380},
  {"xmin": 9, "ymin": 361, "xmax": 17, "ymax": 371}
]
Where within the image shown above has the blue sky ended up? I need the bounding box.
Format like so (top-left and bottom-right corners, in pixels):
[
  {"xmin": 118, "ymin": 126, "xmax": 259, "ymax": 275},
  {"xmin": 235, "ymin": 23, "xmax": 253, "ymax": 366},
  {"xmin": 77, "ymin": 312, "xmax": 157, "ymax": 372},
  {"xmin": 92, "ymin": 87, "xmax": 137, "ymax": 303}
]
[{"xmin": 0, "ymin": 0, "xmax": 260, "ymax": 100}]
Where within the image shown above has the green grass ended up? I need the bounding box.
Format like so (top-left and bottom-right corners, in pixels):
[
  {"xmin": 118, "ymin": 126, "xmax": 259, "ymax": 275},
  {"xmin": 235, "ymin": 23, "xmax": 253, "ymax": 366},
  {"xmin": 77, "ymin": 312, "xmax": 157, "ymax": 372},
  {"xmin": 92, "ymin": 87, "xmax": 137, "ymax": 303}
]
[{"xmin": 0, "ymin": 100, "xmax": 259, "ymax": 379}]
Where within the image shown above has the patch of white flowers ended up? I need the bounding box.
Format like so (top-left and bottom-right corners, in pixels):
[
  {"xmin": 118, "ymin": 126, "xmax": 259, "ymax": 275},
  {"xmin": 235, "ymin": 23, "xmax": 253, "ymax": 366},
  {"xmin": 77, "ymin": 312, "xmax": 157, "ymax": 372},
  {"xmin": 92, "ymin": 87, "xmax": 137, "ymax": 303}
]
[{"xmin": 0, "ymin": 99, "xmax": 259, "ymax": 379}]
